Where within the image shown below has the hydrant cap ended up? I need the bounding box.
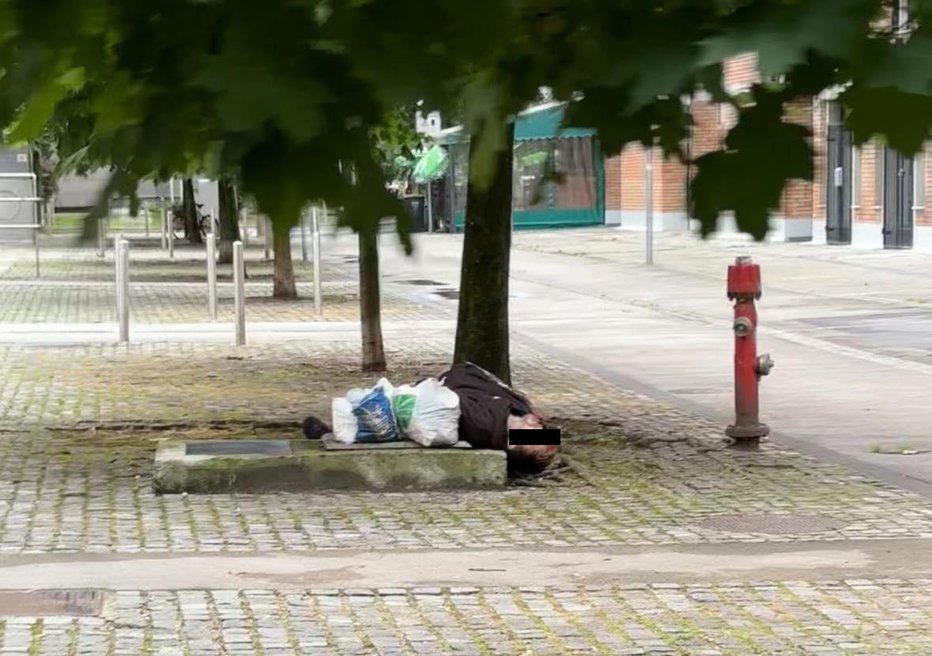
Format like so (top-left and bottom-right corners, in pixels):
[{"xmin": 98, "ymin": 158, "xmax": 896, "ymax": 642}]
[{"xmin": 727, "ymin": 259, "xmax": 762, "ymax": 299}]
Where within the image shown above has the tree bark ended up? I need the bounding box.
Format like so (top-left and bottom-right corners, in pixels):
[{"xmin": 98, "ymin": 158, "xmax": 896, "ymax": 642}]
[
  {"xmin": 217, "ymin": 176, "xmax": 240, "ymax": 264},
  {"xmin": 453, "ymin": 122, "xmax": 514, "ymax": 384},
  {"xmin": 31, "ymin": 147, "xmax": 45, "ymax": 230},
  {"xmin": 358, "ymin": 226, "xmax": 386, "ymax": 372},
  {"xmin": 272, "ymin": 219, "xmax": 297, "ymax": 298},
  {"xmin": 182, "ymin": 178, "xmax": 203, "ymax": 245}
]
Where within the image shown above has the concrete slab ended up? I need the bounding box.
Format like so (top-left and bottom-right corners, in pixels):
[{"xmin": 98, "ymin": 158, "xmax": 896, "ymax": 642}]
[{"xmin": 153, "ymin": 439, "xmax": 506, "ymax": 494}]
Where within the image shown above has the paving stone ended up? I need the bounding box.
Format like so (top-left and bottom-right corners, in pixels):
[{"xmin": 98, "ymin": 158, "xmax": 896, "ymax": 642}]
[
  {"xmin": 0, "ymin": 244, "xmax": 930, "ymax": 653},
  {"xmin": 0, "ymin": 338, "xmax": 928, "ymax": 553}
]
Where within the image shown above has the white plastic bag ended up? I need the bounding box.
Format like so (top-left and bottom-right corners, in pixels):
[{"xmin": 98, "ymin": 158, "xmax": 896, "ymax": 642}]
[
  {"xmin": 347, "ymin": 378, "xmax": 394, "ymax": 406},
  {"xmin": 331, "ymin": 397, "xmax": 358, "ymax": 444},
  {"xmin": 333, "ymin": 378, "xmax": 401, "ymax": 444},
  {"xmin": 406, "ymin": 377, "xmax": 461, "ymax": 447}
]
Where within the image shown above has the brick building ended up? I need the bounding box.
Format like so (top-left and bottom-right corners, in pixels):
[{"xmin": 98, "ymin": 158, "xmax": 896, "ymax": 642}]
[{"xmin": 604, "ymin": 53, "xmax": 932, "ymax": 250}]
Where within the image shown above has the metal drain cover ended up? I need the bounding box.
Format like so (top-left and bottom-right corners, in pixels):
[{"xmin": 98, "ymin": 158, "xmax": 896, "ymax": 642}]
[
  {"xmin": 399, "ymin": 279, "xmax": 445, "ymax": 286},
  {"xmin": 0, "ymin": 590, "xmax": 106, "ymax": 616},
  {"xmin": 699, "ymin": 514, "xmax": 843, "ymax": 535}
]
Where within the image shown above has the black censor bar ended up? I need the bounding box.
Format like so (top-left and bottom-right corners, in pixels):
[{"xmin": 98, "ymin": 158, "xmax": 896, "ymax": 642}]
[{"xmin": 508, "ymin": 428, "xmax": 561, "ymax": 446}]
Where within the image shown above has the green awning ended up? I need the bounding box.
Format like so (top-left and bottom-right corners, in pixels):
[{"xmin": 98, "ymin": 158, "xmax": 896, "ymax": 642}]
[
  {"xmin": 438, "ymin": 104, "xmax": 596, "ymax": 145},
  {"xmin": 514, "ymin": 105, "xmax": 596, "ymax": 141},
  {"xmin": 411, "ymin": 144, "xmax": 449, "ymax": 183}
]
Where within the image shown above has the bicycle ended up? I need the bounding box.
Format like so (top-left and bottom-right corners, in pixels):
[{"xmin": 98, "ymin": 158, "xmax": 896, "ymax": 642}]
[{"xmin": 170, "ymin": 203, "xmax": 217, "ymax": 240}]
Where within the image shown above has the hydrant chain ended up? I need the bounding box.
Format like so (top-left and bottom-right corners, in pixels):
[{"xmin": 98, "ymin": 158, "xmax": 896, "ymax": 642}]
[{"xmin": 725, "ymin": 256, "xmax": 772, "ymax": 449}]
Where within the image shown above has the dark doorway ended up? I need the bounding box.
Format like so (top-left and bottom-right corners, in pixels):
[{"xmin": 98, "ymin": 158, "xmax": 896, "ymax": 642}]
[
  {"xmin": 825, "ymin": 102, "xmax": 853, "ymax": 245},
  {"xmin": 882, "ymin": 146, "xmax": 914, "ymax": 249}
]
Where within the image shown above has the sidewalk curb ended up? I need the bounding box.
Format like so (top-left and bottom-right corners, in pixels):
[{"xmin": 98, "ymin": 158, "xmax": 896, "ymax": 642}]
[{"xmin": 518, "ymin": 330, "xmax": 932, "ymax": 501}]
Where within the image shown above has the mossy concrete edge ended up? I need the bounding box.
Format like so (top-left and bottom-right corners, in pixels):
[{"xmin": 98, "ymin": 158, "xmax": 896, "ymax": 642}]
[{"xmin": 153, "ymin": 440, "xmax": 507, "ymax": 494}]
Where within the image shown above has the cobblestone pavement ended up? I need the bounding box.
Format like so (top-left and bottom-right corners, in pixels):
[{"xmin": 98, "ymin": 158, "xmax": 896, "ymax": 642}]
[
  {"xmin": 0, "ymin": 281, "xmax": 441, "ymax": 323},
  {"xmin": 6, "ymin": 581, "xmax": 932, "ymax": 655},
  {"xmin": 1, "ymin": 242, "xmax": 932, "ymax": 653},
  {"xmin": 0, "ymin": 340, "xmax": 930, "ymax": 557},
  {"xmin": 1, "ymin": 248, "xmax": 350, "ymax": 284}
]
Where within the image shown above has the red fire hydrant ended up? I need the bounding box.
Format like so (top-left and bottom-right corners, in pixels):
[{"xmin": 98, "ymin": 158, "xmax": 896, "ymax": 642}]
[{"xmin": 725, "ymin": 256, "xmax": 774, "ymax": 448}]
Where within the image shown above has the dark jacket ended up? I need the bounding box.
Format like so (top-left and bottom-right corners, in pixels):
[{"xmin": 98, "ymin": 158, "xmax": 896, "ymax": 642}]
[{"xmin": 438, "ymin": 363, "xmax": 534, "ymax": 450}]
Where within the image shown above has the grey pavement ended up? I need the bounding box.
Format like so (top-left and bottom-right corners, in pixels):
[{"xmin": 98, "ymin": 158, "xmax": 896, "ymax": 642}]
[
  {"xmin": 3, "ymin": 230, "xmax": 932, "ymax": 653},
  {"xmin": 1, "ymin": 539, "xmax": 930, "ymax": 591},
  {"xmin": 363, "ymin": 228, "xmax": 932, "ymax": 498}
]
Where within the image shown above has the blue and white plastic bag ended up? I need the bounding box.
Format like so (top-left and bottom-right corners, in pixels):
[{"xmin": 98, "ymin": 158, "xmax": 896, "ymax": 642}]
[{"xmin": 331, "ymin": 378, "xmax": 401, "ymax": 444}]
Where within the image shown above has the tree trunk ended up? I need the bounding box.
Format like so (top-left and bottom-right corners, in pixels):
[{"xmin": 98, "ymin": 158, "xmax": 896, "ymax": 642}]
[
  {"xmin": 217, "ymin": 176, "xmax": 240, "ymax": 264},
  {"xmin": 272, "ymin": 219, "xmax": 297, "ymax": 298},
  {"xmin": 453, "ymin": 122, "xmax": 514, "ymax": 384},
  {"xmin": 182, "ymin": 178, "xmax": 202, "ymax": 245},
  {"xmin": 358, "ymin": 227, "xmax": 386, "ymax": 372},
  {"xmin": 31, "ymin": 147, "xmax": 44, "ymax": 230}
]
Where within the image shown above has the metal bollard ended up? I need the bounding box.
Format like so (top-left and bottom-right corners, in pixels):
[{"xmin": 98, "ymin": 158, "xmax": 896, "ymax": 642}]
[
  {"xmin": 112, "ymin": 233, "xmax": 123, "ymax": 279},
  {"xmin": 117, "ymin": 239, "xmax": 130, "ymax": 343},
  {"xmin": 97, "ymin": 218, "xmax": 106, "ymax": 258},
  {"xmin": 160, "ymin": 200, "xmax": 168, "ymax": 250},
  {"xmin": 725, "ymin": 256, "xmax": 773, "ymax": 448},
  {"xmin": 242, "ymin": 207, "xmax": 250, "ymax": 247},
  {"xmin": 206, "ymin": 233, "xmax": 218, "ymax": 321},
  {"xmin": 144, "ymin": 202, "xmax": 150, "ymax": 237},
  {"xmin": 300, "ymin": 209, "xmax": 309, "ymax": 263},
  {"xmin": 263, "ymin": 218, "xmax": 271, "ymax": 261},
  {"xmin": 168, "ymin": 210, "xmax": 175, "ymax": 258},
  {"xmin": 115, "ymin": 238, "xmax": 124, "ymax": 326},
  {"xmin": 233, "ymin": 241, "xmax": 246, "ymax": 346},
  {"xmin": 312, "ymin": 206, "xmax": 322, "ymax": 317}
]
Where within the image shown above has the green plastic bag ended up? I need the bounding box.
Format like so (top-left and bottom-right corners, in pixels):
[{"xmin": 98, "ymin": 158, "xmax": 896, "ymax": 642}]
[{"xmin": 392, "ymin": 385, "xmax": 417, "ymax": 433}]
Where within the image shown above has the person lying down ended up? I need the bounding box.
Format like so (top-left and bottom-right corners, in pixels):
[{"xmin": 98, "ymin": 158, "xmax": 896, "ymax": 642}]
[{"xmin": 302, "ymin": 362, "xmax": 557, "ymax": 474}]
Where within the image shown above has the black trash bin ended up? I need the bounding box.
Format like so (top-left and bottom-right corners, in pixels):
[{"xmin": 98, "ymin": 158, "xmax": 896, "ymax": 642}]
[{"xmin": 401, "ymin": 195, "xmax": 427, "ymax": 233}]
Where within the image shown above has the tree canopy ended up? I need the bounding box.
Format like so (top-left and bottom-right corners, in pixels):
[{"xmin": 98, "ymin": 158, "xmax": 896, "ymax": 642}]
[{"xmin": 0, "ymin": 0, "xmax": 930, "ymax": 241}]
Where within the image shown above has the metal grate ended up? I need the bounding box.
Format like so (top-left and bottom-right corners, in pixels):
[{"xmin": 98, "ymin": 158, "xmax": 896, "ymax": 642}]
[
  {"xmin": 0, "ymin": 590, "xmax": 106, "ymax": 617},
  {"xmin": 699, "ymin": 514, "xmax": 843, "ymax": 535},
  {"xmin": 398, "ymin": 279, "xmax": 445, "ymax": 286}
]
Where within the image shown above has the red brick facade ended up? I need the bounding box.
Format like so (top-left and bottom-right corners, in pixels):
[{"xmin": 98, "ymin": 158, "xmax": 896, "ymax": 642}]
[{"xmin": 603, "ymin": 53, "xmax": 932, "ymax": 243}]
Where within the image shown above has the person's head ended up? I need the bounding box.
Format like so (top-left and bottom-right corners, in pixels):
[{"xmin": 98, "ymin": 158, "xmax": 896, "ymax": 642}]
[
  {"xmin": 507, "ymin": 443, "xmax": 558, "ymax": 474},
  {"xmin": 507, "ymin": 413, "xmax": 543, "ymax": 431},
  {"xmin": 506, "ymin": 413, "xmax": 557, "ymax": 474}
]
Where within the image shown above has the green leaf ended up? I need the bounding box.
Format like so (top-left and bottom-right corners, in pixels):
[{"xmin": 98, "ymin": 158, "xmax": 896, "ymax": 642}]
[
  {"xmin": 7, "ymin": 69, "xmax": 79, "ymax": 143},
  {"xmin": 842, "ymin": 84, "xmax": 932, "ymax": 155},
  {"xmin": 606, "ymin": 39, "xmax": 699, "ymax": 109},
  {"xmin": 863, "ymin": 34, "xmax": 932, "ymax": 96},
  {"xmin": 197, "ymin": 54, "xmax": 329, "ymax": 142},
  {"xmin": 460, "ymin": 77, "xmax": 509, "ymax": 191},
  {"xmin": 701, "ymin": 0, "xmax": 872, "ymax": 79},
  {"xmin": 691, "ymin": 88, "xmax": 811, "ymax": 240}
]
